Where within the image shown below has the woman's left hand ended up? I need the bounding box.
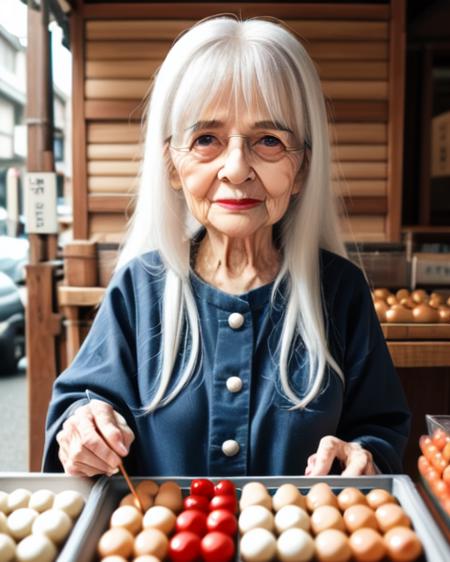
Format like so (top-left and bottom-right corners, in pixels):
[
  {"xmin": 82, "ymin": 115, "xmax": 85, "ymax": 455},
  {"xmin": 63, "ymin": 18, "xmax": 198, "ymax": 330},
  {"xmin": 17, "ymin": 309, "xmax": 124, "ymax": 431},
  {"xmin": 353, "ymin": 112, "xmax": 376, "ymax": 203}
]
[{"xmin": 305, "ymin": 436, "xmax": 378, "ymax": 476}]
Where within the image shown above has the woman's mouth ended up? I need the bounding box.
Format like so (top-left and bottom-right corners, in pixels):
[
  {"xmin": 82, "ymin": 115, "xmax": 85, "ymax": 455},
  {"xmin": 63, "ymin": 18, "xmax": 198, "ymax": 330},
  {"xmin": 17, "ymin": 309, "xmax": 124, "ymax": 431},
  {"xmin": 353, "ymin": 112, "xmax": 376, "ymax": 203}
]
[{"xmin": 214, "ymin": 198, "xmax": 262, "ymax": 210}]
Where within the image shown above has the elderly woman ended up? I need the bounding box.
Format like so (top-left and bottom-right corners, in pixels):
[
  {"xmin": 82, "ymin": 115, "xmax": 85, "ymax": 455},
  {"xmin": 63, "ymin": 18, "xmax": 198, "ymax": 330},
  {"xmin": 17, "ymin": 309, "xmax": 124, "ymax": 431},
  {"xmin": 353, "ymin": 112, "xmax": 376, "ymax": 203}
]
[{"xmin": 44, "ymin": 16, "xmax": 410, "ymax": 477}]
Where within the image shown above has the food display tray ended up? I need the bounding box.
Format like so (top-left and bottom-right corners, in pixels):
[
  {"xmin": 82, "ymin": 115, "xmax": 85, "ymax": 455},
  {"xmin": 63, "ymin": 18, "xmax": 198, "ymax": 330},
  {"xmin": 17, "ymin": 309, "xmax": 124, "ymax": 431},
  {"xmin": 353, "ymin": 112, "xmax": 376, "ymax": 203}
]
[
  {"xmin": 0, "ymin": 472, "xmax": 105, "ymax": 562},
  {"xmin": 381, "ymin": 323, "xmax": 450, "ymax": 340},
  {"xmin": 68, "ymin": 475, "xmax": 450, "ymax": 562}
]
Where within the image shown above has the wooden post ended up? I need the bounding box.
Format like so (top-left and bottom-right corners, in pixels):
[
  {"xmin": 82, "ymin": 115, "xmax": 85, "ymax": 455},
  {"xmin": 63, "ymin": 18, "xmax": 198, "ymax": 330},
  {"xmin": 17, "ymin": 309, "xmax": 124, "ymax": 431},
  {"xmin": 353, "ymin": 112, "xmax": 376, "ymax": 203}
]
[{"xmin": 26, "ymin": 1, "xmax": 61, "ymax": 470}]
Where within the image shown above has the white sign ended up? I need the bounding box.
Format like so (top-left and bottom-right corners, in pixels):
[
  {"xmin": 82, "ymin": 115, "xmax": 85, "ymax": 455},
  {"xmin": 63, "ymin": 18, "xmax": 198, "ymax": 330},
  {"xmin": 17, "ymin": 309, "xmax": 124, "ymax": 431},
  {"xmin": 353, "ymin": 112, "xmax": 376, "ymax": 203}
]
[{"xmin": 25, "ymin": 172, "xmax": 58, "ymax": 234}]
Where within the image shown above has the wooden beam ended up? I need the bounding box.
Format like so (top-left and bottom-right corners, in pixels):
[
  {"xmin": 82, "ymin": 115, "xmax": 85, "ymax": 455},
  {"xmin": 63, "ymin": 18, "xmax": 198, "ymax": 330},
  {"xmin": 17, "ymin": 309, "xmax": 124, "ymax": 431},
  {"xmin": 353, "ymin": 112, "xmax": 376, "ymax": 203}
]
[
  {"xmin": 83, "ymin": 3, "xmax": 390, "ymax": 21},
  {"xmin": 71, "ymin": 2, "xmax": 89, "ymax": 239},
  {"xmin": 386, "ymin": 0, "xmax": 406, "ymax": 242}
]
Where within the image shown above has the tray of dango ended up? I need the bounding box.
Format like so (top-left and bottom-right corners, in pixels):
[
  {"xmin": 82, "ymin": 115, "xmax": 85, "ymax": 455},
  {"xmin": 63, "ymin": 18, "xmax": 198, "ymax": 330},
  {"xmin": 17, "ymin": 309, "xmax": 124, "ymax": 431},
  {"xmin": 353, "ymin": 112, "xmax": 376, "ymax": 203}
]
[
  {"xmin": 69, "ymin": 475, "xmax": 449, "ymax": 562},
  {"xmin": 0, "ymin": 472, "xmax": 103, "ymax": 562}
]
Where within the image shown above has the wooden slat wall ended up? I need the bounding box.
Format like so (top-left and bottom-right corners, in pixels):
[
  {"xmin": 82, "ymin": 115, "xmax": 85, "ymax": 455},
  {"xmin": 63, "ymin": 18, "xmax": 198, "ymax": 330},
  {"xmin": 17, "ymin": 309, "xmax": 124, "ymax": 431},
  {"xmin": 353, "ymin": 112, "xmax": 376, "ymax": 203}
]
[{"xmin": 73, "ymin": 1, "xmax": 404, "ymax": 244}]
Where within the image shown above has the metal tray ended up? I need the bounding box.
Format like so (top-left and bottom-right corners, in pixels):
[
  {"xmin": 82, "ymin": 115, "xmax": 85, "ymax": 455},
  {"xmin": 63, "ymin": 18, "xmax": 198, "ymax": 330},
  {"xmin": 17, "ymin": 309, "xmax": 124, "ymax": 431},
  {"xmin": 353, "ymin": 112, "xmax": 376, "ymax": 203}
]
[
  {"xmin": 70, "ymin": 475, "xmax": 450, "ymax": 562},
  {"xmin": 0, "ymin": 472, "xmax": 105, "ymax": 562}
]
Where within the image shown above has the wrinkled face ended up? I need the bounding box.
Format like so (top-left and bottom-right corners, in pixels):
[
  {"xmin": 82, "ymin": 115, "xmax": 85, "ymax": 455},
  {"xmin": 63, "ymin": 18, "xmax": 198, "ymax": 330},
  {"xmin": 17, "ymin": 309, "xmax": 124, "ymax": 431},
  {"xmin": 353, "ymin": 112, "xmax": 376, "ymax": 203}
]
[{"xmin": 168, "ymin": 109, "xmax": 306, "ymax": 239}]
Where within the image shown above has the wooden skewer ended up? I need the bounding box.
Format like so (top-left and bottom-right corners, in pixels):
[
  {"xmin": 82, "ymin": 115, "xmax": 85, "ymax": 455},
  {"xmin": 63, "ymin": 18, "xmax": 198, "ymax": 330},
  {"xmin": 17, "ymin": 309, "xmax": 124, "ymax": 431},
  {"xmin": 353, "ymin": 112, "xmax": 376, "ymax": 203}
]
[{"xmin": 118, "ymin": 463, "xmax": 144, "ymax": 512}]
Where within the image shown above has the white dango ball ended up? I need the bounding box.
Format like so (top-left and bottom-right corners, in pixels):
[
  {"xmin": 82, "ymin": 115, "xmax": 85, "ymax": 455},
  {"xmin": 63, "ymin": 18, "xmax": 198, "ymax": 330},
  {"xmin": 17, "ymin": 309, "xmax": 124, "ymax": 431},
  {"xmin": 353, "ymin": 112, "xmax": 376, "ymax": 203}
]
[
  {"xmin": 277, "ymin": 528, "xmax": 315, "ymax": 562},
  {"xmin": 32, "ymin": 509, "xmax": 72, "ymax": 544},
  {"xmin": 7, "ymin": 508, "xmax": 39, "ymax": 540},
  {"xmin": 239, "ymin": 505, "xmax": 274, "ymax": 534},
  {"xmin": 7, "ymin": 489, "xmax": 31, "ymax": 512},
  {"xmin": 0, "ymin": 493, "xmax": 9, "ymax": 515},
  {"xmin": 29, "ymin": 491, "xmax": 55, "ymax": 514},
  {"xmin": 0, "ymin": 533, "xmax": 16, "ymax": 562},
  {"xmin": 16, "ymin": 534, "xmax": 57, "ymax": 562},
  {"xmin": 53, "ymin": 491, "xmax": 84, "ymax": 519},
  {"xmin": 240, "ymin": 528, "xmax": 277, "ymax": 562},
  {"xmin": 274, "ymin": 505, "xmax": 310, "ymax": 534}
]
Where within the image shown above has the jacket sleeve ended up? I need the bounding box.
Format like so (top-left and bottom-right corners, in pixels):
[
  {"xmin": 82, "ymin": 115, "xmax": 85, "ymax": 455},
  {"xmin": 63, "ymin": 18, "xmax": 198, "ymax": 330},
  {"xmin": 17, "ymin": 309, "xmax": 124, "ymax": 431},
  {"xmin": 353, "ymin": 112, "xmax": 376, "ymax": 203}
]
[
  {"xmin": 332, "ymin": 266, "xmax": 411, "ymax": 473},
  {"xmin": 42, "ymin": 264, "xmax": 139, "ymax": 472}
]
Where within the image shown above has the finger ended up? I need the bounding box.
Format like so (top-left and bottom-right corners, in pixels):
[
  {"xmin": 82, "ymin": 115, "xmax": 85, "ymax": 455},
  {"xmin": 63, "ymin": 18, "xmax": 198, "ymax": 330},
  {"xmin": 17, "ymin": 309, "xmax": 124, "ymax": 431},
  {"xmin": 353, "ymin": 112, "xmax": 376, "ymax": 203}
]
[
  {"xmin": 309, "ymin": 436, "xmax": 342, "ymax": 476},
  {"xmin": 68, "ymin": 435, "xmax": 120, "ymax": 475},
  {"xmin": 64, "ymin": 457, "xmax": 110, "ymax": 477},
  {"xmin": 70, "ymin": 413, "xmax": 122, "ymax": 469},
  {"xmin": 113, "ymin": 411, "xmax": 135, "ymax": 451},
  {"xmin": 304, "ymin": 454, "xmax": 317, "ymax": 475},
  {"xmin": 341, "ymin": 450, "xmax": 372, "ymax": 476},
  {"xmin": 90, "ymin": 401, "xmax": 129, "ymax": 456}
]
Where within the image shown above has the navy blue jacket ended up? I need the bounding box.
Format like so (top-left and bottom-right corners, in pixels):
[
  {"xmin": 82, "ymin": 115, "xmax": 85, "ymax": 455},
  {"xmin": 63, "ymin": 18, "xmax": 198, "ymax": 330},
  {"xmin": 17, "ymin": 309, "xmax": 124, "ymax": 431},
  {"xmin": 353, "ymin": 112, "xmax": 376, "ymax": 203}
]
[{"xmin": 43, "ymin": 246, "xmax": 410, "ymax": 475}]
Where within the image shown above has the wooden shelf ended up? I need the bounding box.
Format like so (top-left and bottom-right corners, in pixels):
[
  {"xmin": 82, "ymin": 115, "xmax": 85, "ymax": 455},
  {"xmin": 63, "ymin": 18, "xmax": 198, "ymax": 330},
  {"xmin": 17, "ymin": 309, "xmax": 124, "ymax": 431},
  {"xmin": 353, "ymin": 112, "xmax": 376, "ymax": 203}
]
[
  {"xmin": 387, "ymin": 341, "xmax": 450, "ymax": 367},
  {"xmin": 381, "ymin": 323, "xmax": 450, "ymax": 340}
]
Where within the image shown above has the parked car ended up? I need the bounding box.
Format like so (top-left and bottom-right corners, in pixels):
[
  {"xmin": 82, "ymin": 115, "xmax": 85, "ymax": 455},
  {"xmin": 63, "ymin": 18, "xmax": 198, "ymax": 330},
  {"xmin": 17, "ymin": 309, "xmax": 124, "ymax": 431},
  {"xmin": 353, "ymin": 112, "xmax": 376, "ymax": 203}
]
[
  {"xmin": 0, "ymin": 271, "xmax": 25, "ymax": 374},
  {"xmin": 0, "ymin": 235, "xmax": 28, "ymax": 284}
]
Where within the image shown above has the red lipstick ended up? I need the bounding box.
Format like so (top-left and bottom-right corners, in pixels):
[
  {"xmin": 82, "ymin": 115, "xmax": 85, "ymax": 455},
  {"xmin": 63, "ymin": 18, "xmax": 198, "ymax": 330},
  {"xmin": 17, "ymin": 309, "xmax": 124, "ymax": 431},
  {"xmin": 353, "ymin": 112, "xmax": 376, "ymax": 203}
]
[{"xmin": 215, "ymin": 198, "xmax": 262, "ymax": 210}]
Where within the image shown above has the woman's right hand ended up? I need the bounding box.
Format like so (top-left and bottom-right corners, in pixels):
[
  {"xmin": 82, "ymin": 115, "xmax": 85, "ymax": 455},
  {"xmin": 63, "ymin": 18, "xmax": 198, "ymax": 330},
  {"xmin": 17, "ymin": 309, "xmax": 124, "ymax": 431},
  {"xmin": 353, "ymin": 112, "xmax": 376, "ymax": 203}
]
[{"xmin": 56, "ymin": 399, "xmax": 135, "ymax": 477}]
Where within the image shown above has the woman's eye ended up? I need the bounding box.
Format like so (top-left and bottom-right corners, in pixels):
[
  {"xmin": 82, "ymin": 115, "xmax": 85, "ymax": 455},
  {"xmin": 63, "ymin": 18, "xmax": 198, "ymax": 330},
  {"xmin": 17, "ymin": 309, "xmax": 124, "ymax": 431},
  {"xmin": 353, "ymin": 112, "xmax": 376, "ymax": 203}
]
[
  {"xmin": 259, "ymin": 135, "xmax": 283, "ymax": 147},
  {"xmin": 192, "ymin": 134, "xmax": 218, "ymax": 147}
]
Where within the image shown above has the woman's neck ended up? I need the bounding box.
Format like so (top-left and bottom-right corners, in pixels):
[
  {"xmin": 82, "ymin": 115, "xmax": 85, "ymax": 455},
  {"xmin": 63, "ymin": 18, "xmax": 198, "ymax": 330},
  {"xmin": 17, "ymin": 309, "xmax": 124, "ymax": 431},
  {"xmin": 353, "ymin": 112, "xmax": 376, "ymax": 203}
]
[{"xmin": 194, "ymin": 227, "xmax": 281, "ymax": 294}]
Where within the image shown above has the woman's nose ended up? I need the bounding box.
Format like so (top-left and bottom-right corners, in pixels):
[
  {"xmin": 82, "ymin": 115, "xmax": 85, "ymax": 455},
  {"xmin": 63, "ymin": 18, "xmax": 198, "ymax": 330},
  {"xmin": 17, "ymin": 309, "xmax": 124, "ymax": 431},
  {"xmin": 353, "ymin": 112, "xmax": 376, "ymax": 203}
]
[{"xmin": 217, "ymin": 139, "xmax": 255, "ymax": 184}]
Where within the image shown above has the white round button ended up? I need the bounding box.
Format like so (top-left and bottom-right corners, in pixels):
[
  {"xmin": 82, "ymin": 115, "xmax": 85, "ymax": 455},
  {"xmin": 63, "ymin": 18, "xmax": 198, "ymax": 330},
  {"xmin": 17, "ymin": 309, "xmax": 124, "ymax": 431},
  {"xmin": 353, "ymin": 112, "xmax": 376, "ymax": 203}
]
[
  {"xmin": 228, "ymin": 312, "xmax": 244, "ymax": 329},
  {"xmin": 222, "ymin": 439, "xmax": 240, "ymax": 457},
  {"xmin": 226, "ymin": 376, "xmax": 243, "ymax": 393}
]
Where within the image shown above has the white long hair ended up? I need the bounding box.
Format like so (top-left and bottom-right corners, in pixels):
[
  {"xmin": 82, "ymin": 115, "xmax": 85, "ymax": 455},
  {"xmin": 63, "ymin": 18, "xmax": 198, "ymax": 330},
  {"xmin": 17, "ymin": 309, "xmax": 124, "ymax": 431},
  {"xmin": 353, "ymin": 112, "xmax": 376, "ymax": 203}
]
[{"xmin": 116, "ymin": 15, "xmax": 347, "ymax": 412}]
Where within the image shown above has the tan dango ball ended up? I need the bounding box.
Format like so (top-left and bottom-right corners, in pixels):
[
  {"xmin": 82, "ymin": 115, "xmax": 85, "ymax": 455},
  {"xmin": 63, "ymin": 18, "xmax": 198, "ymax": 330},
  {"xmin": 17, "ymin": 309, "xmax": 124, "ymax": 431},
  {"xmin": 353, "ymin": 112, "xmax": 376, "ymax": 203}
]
[
  {"xmin": 337, "ymin": 488, "xmax": 367, "ymax": 512},
  {"xmin": 315, "ymin": 529, "xmax": 351, "ymax": 562},
  {"xmin": 373, "ymin": 300, "xmax": 389, "ymax": 322},
  {"xmin": 306, "ymin": 483, "xmax": 338, "ymax": 512},
  {"xmin": 143, "ymin": 506, "xmax": 176, "ymax": 535},
  {"xmin": 133, "ymin": 528, "xmax": 169, "ymax": 559},
  {"xmin": 375, "ymin": 504, "xmax": 410, "ymax": 533},
  {"xmin": 153, "ymin": 482, "xmax": 183, "ymax": 514},
  {"xmin": 365, "ymin": 489, "xmax": 395, "ymax": 510},
  {"xmin": 349, "ymin": 528, "xmax": 386, "ymax": 562},
  {"xmin": 110, "ymin": 506, "xmax": 143, "ymax": 535},
  {"xmin": 311, "ymin": 505, "xmax": 345, "ymax": 535},
  {"xmin": 120, "ymin": 494, "xmax": 153, "ymax": 512},
  {"xmin": 272, "ymin": 484, "xmax": 306, "ymax": 511},
  {"xmin": 343, "ymin": 505, "xmax": 378, "ymax": 533},
  {"xmin": 136, "ymin": 481, "xmax": 159, "ymax": 498},
  {"xmin": 412, "ymin": 303, "xmax": 439, "ymax": 323},
  {"xmin": 98, "ymin": 528, "xmax": 134, "ymax": 559},
  {"xmin": 384, "ymin": 526, "xmax": 422, "ymax": 562}
]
